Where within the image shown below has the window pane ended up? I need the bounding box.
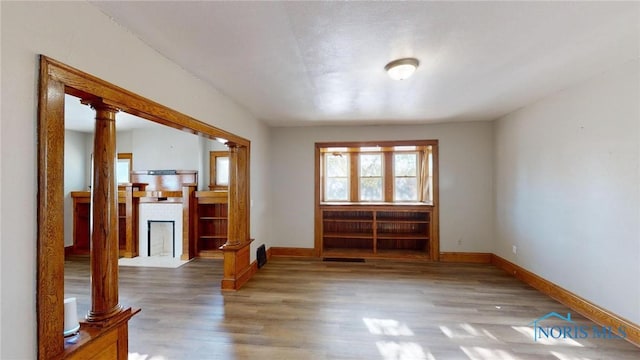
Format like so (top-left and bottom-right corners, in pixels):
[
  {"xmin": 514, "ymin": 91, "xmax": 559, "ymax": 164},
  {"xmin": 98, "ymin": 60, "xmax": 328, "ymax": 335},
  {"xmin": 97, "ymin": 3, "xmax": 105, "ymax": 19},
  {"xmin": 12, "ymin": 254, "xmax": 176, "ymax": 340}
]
[
  {"xmin": 116, "ymin": 160, "xmax": 130, "ymax": 184},
  {"xmin": 394, "ymin": 153, "xmax": 417, "ymax": 176},
  {"xmin": 326, "ymin": 154, "xmax": 348, "ymax": 177},
  {"xmin": 360, "ymin": 178, "xmax": 383, "ymax": 201},
  {"xmin": 395, "ymin": 178, "xmax": 418, "ymax": 201},
  {"xmin": 326, "ymin": 178, "xmax": 349, "ymax": 201},
  {"xmin": 216, "ymin": 157, "xmax": 229, "ymax": 186},
  {"xmin": 360, "ymin": 154, "xmax": 382, "ymax": 176}
]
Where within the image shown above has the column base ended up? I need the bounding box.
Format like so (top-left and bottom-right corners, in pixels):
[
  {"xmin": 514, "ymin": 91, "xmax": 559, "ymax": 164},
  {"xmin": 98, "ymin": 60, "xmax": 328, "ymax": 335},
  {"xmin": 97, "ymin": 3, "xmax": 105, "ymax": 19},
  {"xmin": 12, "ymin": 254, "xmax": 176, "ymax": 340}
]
[
  {"xmin": 64, "ymin": 307, "xmax": 140, "ymax": 360},
  {"xmin": 85, "ymin": 304, "xmax": 124, "ymax": 325},
  {"xmin": 220, "ymin": 239, "xmax": 254, "ymax": 291}
]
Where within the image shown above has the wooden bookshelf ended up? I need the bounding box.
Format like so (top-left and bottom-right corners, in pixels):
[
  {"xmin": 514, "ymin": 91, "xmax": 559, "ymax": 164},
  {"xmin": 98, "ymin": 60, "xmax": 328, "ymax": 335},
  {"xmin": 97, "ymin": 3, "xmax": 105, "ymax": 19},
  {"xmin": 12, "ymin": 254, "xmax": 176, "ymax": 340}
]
[
  {"xmin": 195, "ymin": 191, "xmax": 228, "ymax": 258},
  {"xmin": 71, "ymin": 186, "xmax": 140, "ymax": 258},
  {"xmin": 320, "ymin": 204, "xmax": 433, "ymax": 260}
]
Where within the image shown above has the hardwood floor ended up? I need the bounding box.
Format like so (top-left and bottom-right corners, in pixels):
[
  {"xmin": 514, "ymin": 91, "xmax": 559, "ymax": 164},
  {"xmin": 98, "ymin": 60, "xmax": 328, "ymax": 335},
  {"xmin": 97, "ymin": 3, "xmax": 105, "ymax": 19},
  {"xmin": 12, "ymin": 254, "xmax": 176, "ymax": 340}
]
[{"xmin": 64, "ymin": 257, "xmax": 640, "ymax": 359}]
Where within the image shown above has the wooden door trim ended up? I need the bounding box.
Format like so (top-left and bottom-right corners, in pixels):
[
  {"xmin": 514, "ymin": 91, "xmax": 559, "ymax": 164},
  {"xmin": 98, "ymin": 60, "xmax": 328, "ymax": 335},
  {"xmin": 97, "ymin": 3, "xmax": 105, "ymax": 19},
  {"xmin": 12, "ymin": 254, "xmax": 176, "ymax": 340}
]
[
  {"xmin": 37, "ymin": 55, "xmax": 250, "ymax": 359},
  {"xmin": 46, "ymin": 57, "xmax": 249, "ymax": 146}
]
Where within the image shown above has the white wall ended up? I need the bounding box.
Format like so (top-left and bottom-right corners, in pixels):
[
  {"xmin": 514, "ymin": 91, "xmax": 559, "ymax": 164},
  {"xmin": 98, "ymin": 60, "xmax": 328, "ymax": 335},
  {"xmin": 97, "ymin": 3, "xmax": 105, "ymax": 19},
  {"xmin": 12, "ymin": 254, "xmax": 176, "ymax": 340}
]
[
  {"xmin": 64, "ymin": 130, "xmax": 89, "ymax": 247},
  {"xmin": 131, "ymin": 127, "xmax": 201, "ymax": 171},
  {"xmin": 0, "ymin": 2, "xmax": 270, "ymax": 358},
  {"xmin": 117, "ymin": 130, "xmax": 133, "ymax": 153},
  {"xmin": 248, "ymin": 124, "xmax": 271, "ymax": 253},
  {"xmin": 269, "ymin": 122, "xmax": 494, "ymax": 252},
  {"xmin": 130, "ymin": 127, "xmax": 224, "ymax": 191},
  {"xmin": 494, "ymin": 59, "xmax": 640, "ymax": 324},
  {"xmin": 120, "ymin": 128, "xmax": 227, "ymax": 190}
]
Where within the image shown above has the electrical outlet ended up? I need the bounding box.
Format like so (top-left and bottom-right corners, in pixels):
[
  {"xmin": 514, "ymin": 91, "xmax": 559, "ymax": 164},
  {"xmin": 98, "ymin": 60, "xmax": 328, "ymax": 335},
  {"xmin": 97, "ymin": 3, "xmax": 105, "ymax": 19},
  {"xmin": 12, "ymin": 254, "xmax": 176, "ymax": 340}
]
[
  {"xmin": 457, "ymin": 238, "xmax": 462, "ymax": 246},
  {"xmin": 512, "ymin": 245, "xmax": 517, "ymax": 255}
]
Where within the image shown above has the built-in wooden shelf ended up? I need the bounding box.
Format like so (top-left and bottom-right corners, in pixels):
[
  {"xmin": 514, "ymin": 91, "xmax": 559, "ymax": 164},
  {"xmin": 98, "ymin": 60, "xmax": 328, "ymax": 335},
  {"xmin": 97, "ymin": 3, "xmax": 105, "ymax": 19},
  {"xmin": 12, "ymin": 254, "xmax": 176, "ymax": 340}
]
[
  {"xmin": 71, "ymin": 185, "xmax": 142, "ymax": 258},
  {"xmin": 320, "ymin": 204, "xmax": 433, "ymax": 260},
  {"xmin": 195, "ymin": 191, "xmax": 228, "ymax": 258}
]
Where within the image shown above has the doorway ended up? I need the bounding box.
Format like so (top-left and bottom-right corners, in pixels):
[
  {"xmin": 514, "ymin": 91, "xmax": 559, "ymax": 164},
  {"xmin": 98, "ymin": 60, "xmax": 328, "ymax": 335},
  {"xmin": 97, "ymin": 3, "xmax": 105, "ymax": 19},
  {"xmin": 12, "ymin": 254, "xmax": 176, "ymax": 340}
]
[{"xmin": 37, "ymin": 56, "xmax": 251, "ymax": 358}]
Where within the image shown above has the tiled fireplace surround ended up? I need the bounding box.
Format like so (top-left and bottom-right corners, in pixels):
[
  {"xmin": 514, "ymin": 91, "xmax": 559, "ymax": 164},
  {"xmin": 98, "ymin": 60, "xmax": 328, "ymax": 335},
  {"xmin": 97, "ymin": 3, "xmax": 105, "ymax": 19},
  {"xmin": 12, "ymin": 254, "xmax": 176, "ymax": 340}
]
[{"xmin": 138, "ymin": 203, "xmax": 183, "ymax": 258}]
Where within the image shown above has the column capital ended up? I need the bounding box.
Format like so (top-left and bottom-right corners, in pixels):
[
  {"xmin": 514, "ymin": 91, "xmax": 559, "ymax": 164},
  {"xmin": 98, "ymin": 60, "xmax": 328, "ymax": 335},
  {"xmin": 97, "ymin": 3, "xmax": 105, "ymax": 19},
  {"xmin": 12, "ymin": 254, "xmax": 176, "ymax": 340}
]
[
  {"xmin": 225, "ymin": 141, "xmax": 246, "ymax": 150},
  {"xmin": 80, "ymin": 99, "xmax": 120, "ymax": 116}
]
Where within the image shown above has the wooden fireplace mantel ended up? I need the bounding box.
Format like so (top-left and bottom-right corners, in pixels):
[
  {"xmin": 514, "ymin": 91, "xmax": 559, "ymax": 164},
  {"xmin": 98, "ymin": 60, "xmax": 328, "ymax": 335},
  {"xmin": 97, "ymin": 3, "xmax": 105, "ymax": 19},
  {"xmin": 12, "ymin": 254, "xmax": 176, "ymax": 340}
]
[{"xmin": 130, "ymin": 170, "xmax": 197, "ymax": 191}]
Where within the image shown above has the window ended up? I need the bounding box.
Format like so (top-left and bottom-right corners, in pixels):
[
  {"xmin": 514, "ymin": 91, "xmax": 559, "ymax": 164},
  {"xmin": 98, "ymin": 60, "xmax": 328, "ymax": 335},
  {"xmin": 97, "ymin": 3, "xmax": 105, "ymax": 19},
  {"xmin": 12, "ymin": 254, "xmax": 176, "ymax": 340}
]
[
  {"xmin": 216, "ymin": 156, "xmax": 229, "ymax": 186},
  {"xmin": 394, "ymin": 152, "xmax": 418, "ymax": 201},
  {"xmin": 317, "ymin": 141, "xmax": 437, "ymax": 204},
  {"xmin": 324, "ymin": 152, "xmax": 350, "ymax": 201},
  {"xmin": 116, "ymin": 153, "xmax": 133, "ymax": 184},
  {"xmin": 359, "ymin": 153, "xmax": 383, "ymax": 201},
  {"xmin": 209, "ymin": 151, "xmax": 229, "ymax": 190}
]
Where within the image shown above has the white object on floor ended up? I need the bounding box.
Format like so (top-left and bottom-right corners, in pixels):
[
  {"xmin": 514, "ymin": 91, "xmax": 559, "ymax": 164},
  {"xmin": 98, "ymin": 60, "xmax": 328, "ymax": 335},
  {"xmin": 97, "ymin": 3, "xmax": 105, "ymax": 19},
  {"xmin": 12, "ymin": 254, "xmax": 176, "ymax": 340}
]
[
  {"xmin": 118, "ymin": 256, "xmax": 190, "ymax": 269},
  {"xmin": 63, "ymin": 297, "xmax": 80, "ymax": 337}
]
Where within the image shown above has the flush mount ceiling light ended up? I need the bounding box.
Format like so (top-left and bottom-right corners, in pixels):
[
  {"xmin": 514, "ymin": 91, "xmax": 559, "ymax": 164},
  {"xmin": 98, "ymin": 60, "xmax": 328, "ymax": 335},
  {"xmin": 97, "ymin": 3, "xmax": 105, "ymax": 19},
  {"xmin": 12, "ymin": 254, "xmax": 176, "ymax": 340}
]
[{"xmin": 384, "ymin": 58, "xmax": 419, "ymax": 80}]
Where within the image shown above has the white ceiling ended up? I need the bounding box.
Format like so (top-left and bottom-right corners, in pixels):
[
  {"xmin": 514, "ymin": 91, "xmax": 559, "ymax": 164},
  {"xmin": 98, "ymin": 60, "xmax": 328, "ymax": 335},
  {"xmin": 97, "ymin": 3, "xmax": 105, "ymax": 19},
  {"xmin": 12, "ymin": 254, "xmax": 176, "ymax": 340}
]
[{"xmin": 87, "ymin": 1, "xmax": 639, "ymax": 127}]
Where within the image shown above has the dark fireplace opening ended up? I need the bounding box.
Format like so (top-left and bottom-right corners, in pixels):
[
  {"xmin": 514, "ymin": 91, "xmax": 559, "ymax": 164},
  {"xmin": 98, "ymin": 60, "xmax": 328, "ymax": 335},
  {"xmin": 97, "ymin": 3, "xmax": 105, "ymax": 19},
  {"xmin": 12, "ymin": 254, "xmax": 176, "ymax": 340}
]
[{"xmin": 147, "ymin": 220, "xmax": 175, "ymax": 257}]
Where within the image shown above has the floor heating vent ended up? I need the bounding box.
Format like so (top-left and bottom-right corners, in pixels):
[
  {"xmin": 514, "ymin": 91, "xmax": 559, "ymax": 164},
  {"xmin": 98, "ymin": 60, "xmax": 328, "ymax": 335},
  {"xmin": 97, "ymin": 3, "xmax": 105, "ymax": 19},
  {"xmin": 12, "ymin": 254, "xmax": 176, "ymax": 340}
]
[
  {"xmin": 323, "ymin": 257, "xmax": 365, "ymax": 263},
  {"xmin": 257, "ymin": 244, "xmax": 267, "ymax": 268}
]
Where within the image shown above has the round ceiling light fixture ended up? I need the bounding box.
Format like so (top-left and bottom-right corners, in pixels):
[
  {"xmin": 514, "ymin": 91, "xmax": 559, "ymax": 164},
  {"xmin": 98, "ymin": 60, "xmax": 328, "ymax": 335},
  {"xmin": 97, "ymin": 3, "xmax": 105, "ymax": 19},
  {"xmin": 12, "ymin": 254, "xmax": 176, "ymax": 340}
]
[{"xmin": 384, "ymin": 58, "xmax": 419, "ymax": 80}]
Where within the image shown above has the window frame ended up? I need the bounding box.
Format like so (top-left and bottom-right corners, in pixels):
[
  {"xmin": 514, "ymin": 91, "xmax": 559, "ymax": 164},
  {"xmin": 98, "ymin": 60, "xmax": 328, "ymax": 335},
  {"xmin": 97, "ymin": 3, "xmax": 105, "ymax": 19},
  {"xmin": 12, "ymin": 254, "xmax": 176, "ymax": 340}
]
[
  {"xmin": 358, "ymin": 151, "xmax": 384, "ymax": 202},
  {"xmin": 316, "ymin": 140, "xmax": 438, "ymax": 205},
  {"xmin": 323, "ymin": 151, "xmax": 351, "ymax": 202},
  {"xmin": 209, "ymin": 151, "xmax": 229, "ymax": 191},
  {"xmin": 314, "ymin": 140, "xmax": 439, "ymax": 259},
  {"xmin": 392, "ymin": 150, "xmax": 420, "ymax": 202}
]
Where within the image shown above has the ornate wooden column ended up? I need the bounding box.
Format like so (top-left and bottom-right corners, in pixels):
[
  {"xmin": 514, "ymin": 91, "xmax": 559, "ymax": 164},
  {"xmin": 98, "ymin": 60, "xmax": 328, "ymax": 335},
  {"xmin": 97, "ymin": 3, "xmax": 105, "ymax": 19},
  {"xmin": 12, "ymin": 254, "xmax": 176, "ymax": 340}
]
[
  {"xmin": 181, "ymin": 183, "xmax": 198, "ymax": 260},
  {"xmin": 122, "ymin": 184, "xmax": 139, "ymax": 258},
  {"xmin": 83, "ymin": 100, "xmax": 123, "ymax": 322},
  {"xmin": 225, "ymin": 142, "xmax": 248, "ymax": 245},
  {"xmin": 60, "ymin": 99, "xmax": 139, "ymax": 360},
  {"xmin": 220, "ymin": 142, "xmax": 253, "ymax": 290}
]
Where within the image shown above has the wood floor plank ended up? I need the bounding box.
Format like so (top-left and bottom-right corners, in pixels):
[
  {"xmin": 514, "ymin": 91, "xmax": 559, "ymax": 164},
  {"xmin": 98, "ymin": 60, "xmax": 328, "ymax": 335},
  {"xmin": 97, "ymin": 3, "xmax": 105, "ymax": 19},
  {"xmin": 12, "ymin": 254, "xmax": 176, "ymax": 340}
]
[{"xmin": 64, "ymin": 258, "xmax": 639, "ymax": 359}]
